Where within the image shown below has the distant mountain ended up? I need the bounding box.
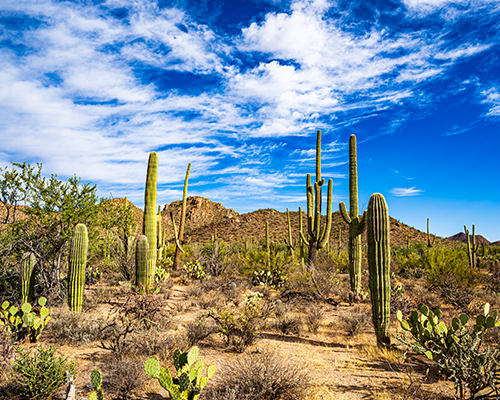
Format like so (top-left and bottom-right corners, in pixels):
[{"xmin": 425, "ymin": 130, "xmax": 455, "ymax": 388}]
[{"xmin": 446, "ymin": 232, "xmax": 490, "ymax": 245}]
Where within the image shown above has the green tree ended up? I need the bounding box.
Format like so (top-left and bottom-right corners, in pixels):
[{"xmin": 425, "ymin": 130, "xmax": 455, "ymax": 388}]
[{"xmin": 0, "ymin": 162, "xmax": 135, "ymax": 302}]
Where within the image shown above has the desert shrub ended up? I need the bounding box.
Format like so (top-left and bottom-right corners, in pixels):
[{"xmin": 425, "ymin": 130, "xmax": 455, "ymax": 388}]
[
  {"xmin": 119, "ymin": 286, "xmax": 170, "ymax": 329},
  {"xmin": 48, "ymin": 309, "xmax": 103, "ymax": 345},
  {"xmin": 391, "ymin": 282, "xmax": 415, "ymax": 318},
  {"xmin": 421, "ymin": 247, "xmax": 480, "ymax": 288},
  {"xmin": 339, "ymin": 306, "xmax": 370, "ymax": 337},
  {"xmin": 273, "ymin": 302, "xmax": 301, "ymax": 335},
  {"xmin": 395, "ymin": 303, "xmax": 500, "ymax": 399},
  {"xmin": 204, "ymin": 348, "xmax": 309, "ymax": 400},
  {"xmin": 287, "ymin": 262, "xmax": 341, "ymax": 301},
  {"xmin": 105, "ymin": 354, "xmax": 147, "ymax": 399},
  {"xmin": 395, "ymin": 252, "xmax": 426, "ymax": 279},
  {"xmin": 207, "ymin": 291, "xmax": 271, "ymax": 352},
  {"xmin": 186, "ymin": 317, "xmax": 218, "ymax": 347},
  {"xmin": 305, "ymin": 303, "xmax": 324, "ymax": 333},
  {"xmin": 12, "ymin": 345, "xmax": 76, "ymax": 400},
  {"xmin": 440, "ymin": 278, "xmax": 481, "ymax": 314},
  {"xmin": 195, "ymin": 238, "xmax": 235, "ymax": 277},
  {"xmin": 85, "ymin": 265, "xmax": 103, "ymax": 286}
]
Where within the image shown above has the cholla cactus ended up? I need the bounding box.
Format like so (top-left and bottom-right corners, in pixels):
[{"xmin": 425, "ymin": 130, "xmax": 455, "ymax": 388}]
[{"xmin": 144, "ymin": 346, "xmax": 215, "ymax": 400}]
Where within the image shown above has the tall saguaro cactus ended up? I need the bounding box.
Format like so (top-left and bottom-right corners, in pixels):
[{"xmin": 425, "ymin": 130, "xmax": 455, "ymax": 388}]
[
  {"xmin": 366, "ymin": 193, "xmax": 391, "ymax": 346},
  {"xmin": 173, "ymin": 163, "xmax": 191, "ymax": 270},
  {"xmin": 68, "ymin": 223, "xmax": 88, "ymax": 312},
  {"xmin": 20, "ymin": 252, "xmax": 36, "ymax": 304},
  {"xmin": 465, "ymin": 224, "xmax": 479, "ymax": 269},
  {"xmin": 284, "ymin": 208, "xmax": 296, "ymax": 260},
  {"xmin": 136, "ymin": 235, "xmax": 149, "ymax": 292},
  {"xmin": 143, "ymin": 152, "xmax": 158, "ymax": 291},
  {"xmin": 339, "ymin": 134, "xmax": 366, "ymax": 301},
  {"xmin": 300, "ymin": 130, "xmax": 333, "ymax": 265}
]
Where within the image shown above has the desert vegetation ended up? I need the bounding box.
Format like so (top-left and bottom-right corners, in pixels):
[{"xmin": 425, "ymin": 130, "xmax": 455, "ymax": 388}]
[{"xmin": 1, "ymin": 133, "xmax": 500, "ymax": 400}]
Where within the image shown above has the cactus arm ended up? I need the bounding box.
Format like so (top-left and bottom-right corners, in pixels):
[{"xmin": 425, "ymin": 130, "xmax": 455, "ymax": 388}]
[
  {"xmin": 170, "ymin": 212, "xmax": 185, "ymax": 254},
  {"xmin": 339, "ymin": 201, "xmax": 351, "ymax": 224},
  {"xmin": 318, "ymin": 179, "xmax": 333, "ymax": 249},
  {"xmin": 68, "ymin": 224, "xmax": 88, "ymax": 312},
  {"xmin": 306, "ymin": 174, "xmax": 314, "ymax": 237},
  {"xmin": 299, "ymin": 206, "xmax": 310, "ymax": 246}
]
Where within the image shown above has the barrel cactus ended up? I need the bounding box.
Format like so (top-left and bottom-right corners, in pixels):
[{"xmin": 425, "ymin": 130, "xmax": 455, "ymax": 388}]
[
  {"xmin": 68, "ymin": 223, "xmax": 88, "ymax": 312},
  {"xmin": 366, "ymin": 193, "xmax": 391, "ymax": 346}
]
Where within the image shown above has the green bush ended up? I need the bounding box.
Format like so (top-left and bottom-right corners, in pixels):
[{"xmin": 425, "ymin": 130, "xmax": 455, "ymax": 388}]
[
  {"xmin": 421, "ymin": 247, "xmax": 480, "ymax": 287},
  {"xmin": 12, "ymin": 345, "xmax": 76, "ymax": 400}
]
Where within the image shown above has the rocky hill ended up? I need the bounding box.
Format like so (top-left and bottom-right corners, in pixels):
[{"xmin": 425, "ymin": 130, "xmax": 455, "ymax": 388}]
[
  {"xmin": 446, "ymin": 232, "xmax": 490, "ymax": 245},
  {"xmin": 124, "ymin": 196, "xmax": 454, "ymax": 249}
]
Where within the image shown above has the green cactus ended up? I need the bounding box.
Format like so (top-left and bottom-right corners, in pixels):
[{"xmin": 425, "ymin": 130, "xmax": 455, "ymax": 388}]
[
  {"xmin": 135, "ymin": 235, "xmax": 149, "ymax": 292},
  {"xmin": 426, "ymin": 218, "xmax": 436, "ymax": 248},
  {"xmin": 265, "ymin": 221, "xmax": 270, "ymax": 266},
  {"xmin": 89, "ymin": 368, "xmax": 104, "ymax": 400},
  {"xmin": 20, "ymin": 252, "xmax": 36, "ymax": 304},
  {"xmin": 366, "ymin": 193, "xmax": 391, "ymax": 346},
  {"xmin": 173, "ymin": 163, "xmax": 191, "ymax": 270},
  {"xmin": 144, "ymin": 346, "xmax": 215, "ymax": 400},
  {"xmin": 299, "ymin": 130, "xmax": 333, "ymax": 265},
  {"xmin": 143, "ymin": 152, "xmax": 158, "ymax": 292},
  {"xmin": 0, "ymin": 297, "xmax": 51, "ymax": 342},
  {"xmin": 339, "ymin": 134, "xmax": 366, "ymax": 301},
  {"xmin": 284, "ymin": 208, "xmax": 296, "ymax": 260},
  {"xmin": 169, "ymin": 211, "xmax": 184, "ymax": 254},
  {"xmin": 465, "ymin": 224, "xmax": 479, "ymax": 269},
  {"xmin": 68, "ymin": 223, "xmax": 88, "ymax": 313}
]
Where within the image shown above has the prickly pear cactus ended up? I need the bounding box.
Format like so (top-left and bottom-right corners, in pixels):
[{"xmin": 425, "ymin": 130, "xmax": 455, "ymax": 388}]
[
  {"xmin": 144, "ymin": 346, "xmax": 215, "ymax": 400},
  {"xmin": 89, "ymin": 368, "xmax": 104, "ymax": 400}
]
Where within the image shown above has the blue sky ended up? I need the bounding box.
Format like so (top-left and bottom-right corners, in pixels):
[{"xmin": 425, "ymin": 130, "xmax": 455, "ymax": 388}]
[{"xmin": 1, "ymin": 0, "xmax": 500, "ymax": 241}]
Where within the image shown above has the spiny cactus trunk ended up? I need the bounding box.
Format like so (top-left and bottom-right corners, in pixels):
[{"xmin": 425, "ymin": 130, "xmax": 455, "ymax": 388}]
[
  {"xmin": 20, "ymin": 252, "xmax": 36, "ymax": 304},
  {"xmin": 68, "ymin": 223, "xmax": 88, "ymax": 312},
  {"xmin": 173, "ymin": 163, "xmax": 191, "ymax": 270},
  {"xmin": 135, "ymin": 235, "xmax": 149, "ymax": 292},
  {"xmin": 366, "ymin": 193, "xmax": 391, "ymax": 347},
  {"xmin": 143, "ymin": 152, "xmax": 157, "ymax": 291},
  {"xmin": 339, "ymin": 134, "xmax": 365, "ymax": 302}
]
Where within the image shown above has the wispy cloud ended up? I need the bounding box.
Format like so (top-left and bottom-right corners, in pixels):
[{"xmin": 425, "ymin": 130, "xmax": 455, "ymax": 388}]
[{"xmin": 390, "ymin": 187, "xmax": 425, "ymax": 197}]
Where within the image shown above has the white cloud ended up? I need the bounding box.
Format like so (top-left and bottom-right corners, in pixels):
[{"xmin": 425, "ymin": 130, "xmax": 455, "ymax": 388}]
[{"xmin": 390, "ymin": 187, "xmax": 424, "ymax": 197}]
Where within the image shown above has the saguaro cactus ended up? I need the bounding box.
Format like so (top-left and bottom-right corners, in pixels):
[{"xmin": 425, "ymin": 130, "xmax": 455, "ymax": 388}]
[
  {"xmin": 20, "ymin": 252, "xmax": 36, "ymax": 304},
  {"xmin": 339, "ymin": 134, "xmax": 366, "ymax": 301},
  {"xmin": 366, "ymin": 193, "xmax": 391, "ymax": 346},
  {"xmin": 143, "ymin": 152, "xmax": 158, "ymax": 290},
  {"xmin": 426, "ymin": 218, "xmax": 436, "ymax": 248},
  {"xmin": 68, "ymin": 223, "xmax": 88, "ymax": 312},
  {"xmin": 135, "ymin": 235, "xmax": 149, "ymax": 292},
  {"xmin": 465, "ymin": 224, "xmax": 479, "ymax": 269},
  {"xmin": 299, "ymin": 130, "xmax": 333, "ymax": 265},
  {"xmin": 173, "ymin": 163, "xmax": 191, "ymax": 270},
  {"xmin": 284, "ymin": 208, "xmax": 296, "ymax": 259}
]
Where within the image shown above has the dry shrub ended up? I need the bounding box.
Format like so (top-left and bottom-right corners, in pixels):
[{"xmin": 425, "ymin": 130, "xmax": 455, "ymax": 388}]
[
  {"xmin": 48, "ymin": 309, "xmax": 103, "ymax": 345},
  {"xmin": 197, "ymin": 291, "xmax": 223, "ymax": 310},
  {"xmin": 184, "ymin": 281, "xmax": 207, "ymax": 299},
  {"xmin": 124, "ymin": 327, "xmax": 181, "ymax": 360},
  {"xmin": 104, "ymin": 354, "xmax": 148, "ymax": 399},
  {"xmin": 273, "ymin": 303, "xmax": 301, "ymax": 335},
  {"xmin": 304, "ymin": 303, "xmax": 323, "ymax": 333},
  {"xmin": 186, "ymin": 318, "xmax": 218, "ymax": 347},
  {"xmin": 339, "ymin": 306, "xmax": 370, "ymax": 337},
  {"xmin": 204, "ymin": 349, "xmax": 309, "ymax": 400}
]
